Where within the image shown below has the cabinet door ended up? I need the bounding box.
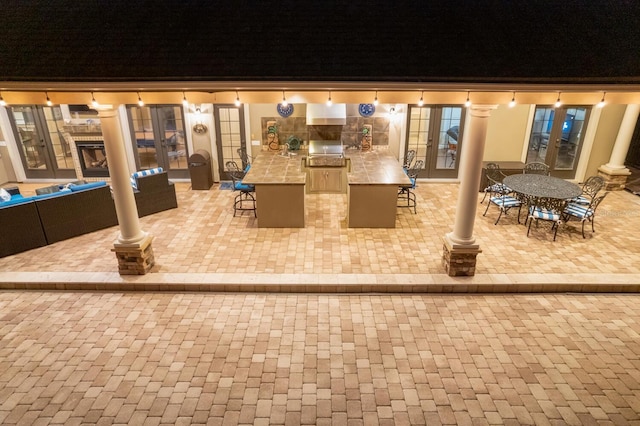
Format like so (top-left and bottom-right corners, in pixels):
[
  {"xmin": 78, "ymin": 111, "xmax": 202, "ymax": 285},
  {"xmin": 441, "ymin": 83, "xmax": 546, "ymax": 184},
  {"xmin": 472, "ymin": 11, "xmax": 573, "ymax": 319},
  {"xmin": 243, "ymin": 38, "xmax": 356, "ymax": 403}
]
[
  {"xmin": 325, "ymin": 169, "xmax": 343, "ymax": 192},
  {"xmin": 308, "ymin": 168, "xmax": 344, "ymax": 193}
]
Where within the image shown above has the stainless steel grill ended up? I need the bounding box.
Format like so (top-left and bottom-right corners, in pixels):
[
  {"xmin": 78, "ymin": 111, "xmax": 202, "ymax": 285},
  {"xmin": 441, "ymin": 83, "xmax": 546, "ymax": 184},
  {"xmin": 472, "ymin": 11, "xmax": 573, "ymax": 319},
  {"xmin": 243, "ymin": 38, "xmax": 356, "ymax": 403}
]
[{"xmin": 307, "ymin": 140, "xmax": 346, "ymax": 167}]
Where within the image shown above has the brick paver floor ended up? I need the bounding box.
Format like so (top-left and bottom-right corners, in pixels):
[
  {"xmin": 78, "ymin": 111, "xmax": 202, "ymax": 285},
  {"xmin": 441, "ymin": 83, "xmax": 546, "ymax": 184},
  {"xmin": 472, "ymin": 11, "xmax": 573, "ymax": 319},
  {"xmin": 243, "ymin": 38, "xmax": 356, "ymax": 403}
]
[
  {"xmin": 1, "ymin": 291, "xmax": 639, "ymax": 425},
  {"xmin": 1, "ymin": 182, "xmax": 640, "ymax": 291}
]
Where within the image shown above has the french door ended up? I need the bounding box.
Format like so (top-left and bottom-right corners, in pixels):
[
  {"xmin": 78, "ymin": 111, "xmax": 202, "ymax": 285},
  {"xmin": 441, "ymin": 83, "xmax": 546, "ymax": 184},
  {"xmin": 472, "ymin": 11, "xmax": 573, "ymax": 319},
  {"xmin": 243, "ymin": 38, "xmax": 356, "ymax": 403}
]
[
  {"xmin": 214, "ymin": 105, "xmax": 246, "ymax": 180},
  {"xmin": 526, "ymin": 106, "xmax": 591, "ymax": 179},
  {"xmin": 405, "ymin": 105, "xmax": 465, "ymax": 178},
  {"xmin": 127, "ymin": 105, "xmax": 190, "ymax": 179},
  {"xmin": 8, "ymin": 105, "xmax": 76, "ymax": 179}
]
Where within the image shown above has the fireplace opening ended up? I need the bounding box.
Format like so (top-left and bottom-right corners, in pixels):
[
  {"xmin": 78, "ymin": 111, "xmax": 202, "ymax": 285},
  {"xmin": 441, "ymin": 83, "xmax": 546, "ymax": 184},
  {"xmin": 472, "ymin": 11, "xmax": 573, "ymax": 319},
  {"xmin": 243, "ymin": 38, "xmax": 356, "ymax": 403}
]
[{"xmin": 76, "ymin": 142, "xmax": 109, "ymax": 177}]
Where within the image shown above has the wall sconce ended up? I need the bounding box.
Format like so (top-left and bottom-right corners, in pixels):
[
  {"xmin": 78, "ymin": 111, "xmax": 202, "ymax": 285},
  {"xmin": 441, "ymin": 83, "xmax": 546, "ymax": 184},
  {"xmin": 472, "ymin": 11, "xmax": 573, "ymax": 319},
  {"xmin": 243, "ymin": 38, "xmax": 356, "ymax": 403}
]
[
  {"xmin": 46, "ymin": 92, "xmax": 53, "ymax": 107},
  {"xmin": 235, "ymin": 91, "xmax": 242, "ymax": 107},
  {"xmin": 281, "ymin": 90, "xmax": 288, "ymax": 107},
  {"xmin": 418, "ymin": 91, "xmax": 424, "ymax": 106},
  {"xmin": 182, "ymin": 92, "xmax": 189, "ymax": 107},
  {"xmin": 464, "ymin": 91, "xmax": 471, "ymax": 107},
  {"xmin": 326, "ymin": 91, "xmax": 332, "ymax": 106},
  {"xmin": 554, "ymin": 92, "xmax": 562, "ymax": 108},
  {"xmin": 373, "ymin": 91, "xmax": 379, "ymax": 106},
  {"xmin": 597, "ymin": 92, "xmax": 606, "ymax": 108},
  {"xmin": 137, "ymin": 92, "xmax": 145, "ymax": 107},
  {"xmin": 509, "ymin": 91, "xmax": 516, "ymax": 108},
  {"xmin": 91, "ymin": 92, "xmax": 99, "ymax": 108},
  {"xmin": 193, "ymin": 106, "xmax": 207, "ymax": 134},
  {"xmin": 0, "ymin": 92, "xmax": 6, "ymax": 107}
]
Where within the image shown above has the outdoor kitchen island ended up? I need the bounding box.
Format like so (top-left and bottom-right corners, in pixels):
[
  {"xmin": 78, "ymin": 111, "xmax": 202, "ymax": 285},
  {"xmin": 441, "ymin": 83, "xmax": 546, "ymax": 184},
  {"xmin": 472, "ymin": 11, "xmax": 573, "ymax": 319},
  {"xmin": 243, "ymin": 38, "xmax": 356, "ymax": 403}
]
[
  {"xmin": 242, "ymin": 151, "xmax": 307, "ymax": 228},
  {"xmin": 346, "ymin": 148, "xmax": 412, "ymax": 228},
  {"xmin": 242, "ymin": 148, "xmax": 411, "ymax": 228}
]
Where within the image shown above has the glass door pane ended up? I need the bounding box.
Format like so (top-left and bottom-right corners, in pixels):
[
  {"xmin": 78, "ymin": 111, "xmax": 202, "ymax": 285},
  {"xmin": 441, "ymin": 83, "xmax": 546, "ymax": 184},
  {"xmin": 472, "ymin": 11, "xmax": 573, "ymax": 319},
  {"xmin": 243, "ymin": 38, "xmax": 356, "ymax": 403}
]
[
  {"xmin": 158, "ymin": 106, "xmax": 188, "ymax": 177},
  {"xmin": 43, "ymin": 106, "xmax": 75, "ymax": 174},
  {"xmin": 527, "ymin": 106, "xmax": 590, "ymax": 179},
  {"xmin": 406, "ymin": 106, "xmax": 431, "ymax": 173},
  {"xmin": 215, "ymin": 105, "xmax": 246, "ymax": 180},
  {"xmin": 9, "ymin": 105, "xmax": 74, "ymax": 179},
  {"xmin": 553, "ymin": 107, "xmax": 588, "ymax": 173},
  {"xmin": 405, "ymin": 105, "xmax": 463, "ymax": 178},
  {"xmin": 436, "ymin": 107, "xmax": 462, "ymax": 171},
  {"xmin": 527, "ymin": 106, "xmax": 554, "ymax": 164},
  {"xmin": 130, "ymin": 106, "xmax": 158, "ymax": 170},
  {"xmin": 128, "ymin": 105, "xmax": 189, "ymax": 178}
]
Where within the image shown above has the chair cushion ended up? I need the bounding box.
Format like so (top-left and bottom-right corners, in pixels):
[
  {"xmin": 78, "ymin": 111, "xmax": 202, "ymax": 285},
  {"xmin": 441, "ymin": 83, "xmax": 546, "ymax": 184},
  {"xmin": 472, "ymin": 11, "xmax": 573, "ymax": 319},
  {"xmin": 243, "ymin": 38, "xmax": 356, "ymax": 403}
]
[
  {"xmin": 490, "ymin": 195, "xmax": 520, "ymax": 208},
  {"xmin": 530, "ymin": 206, "xmax": 560, "ymax": 221},
  {"xmin": 564, "ymin": 203, "xmax": 593, "ymax": 219},
  {"xmin": 131, "ymin": 167, "xmax": 163, "ymax": 189},
  {"xmin": 234, "ymin": 182, "xmax": 255, "ymax": 192},
  {"xmin": 571, "ymin": 195, "xmax": 591, "ymax": 205},
  {"xmin": 485, "ymin": 183, "xmax": 511, "ymax": 193}
]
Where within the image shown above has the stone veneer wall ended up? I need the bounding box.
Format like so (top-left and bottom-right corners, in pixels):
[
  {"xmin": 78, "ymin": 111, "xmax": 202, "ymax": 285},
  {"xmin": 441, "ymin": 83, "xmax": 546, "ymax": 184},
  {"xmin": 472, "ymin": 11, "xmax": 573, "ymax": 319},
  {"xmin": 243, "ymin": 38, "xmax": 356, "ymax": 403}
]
[{"xmin": 261, "ymin": 106, "xmax": 390, "ymax": 150}]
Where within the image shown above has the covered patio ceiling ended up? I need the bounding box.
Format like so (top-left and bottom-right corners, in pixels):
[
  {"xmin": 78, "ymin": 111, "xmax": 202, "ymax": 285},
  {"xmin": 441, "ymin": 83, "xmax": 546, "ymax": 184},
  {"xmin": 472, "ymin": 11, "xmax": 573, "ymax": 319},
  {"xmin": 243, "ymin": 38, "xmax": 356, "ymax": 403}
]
[{"xmin": 1, "ymin": 2, "xmax": 640, "ymax": 106}]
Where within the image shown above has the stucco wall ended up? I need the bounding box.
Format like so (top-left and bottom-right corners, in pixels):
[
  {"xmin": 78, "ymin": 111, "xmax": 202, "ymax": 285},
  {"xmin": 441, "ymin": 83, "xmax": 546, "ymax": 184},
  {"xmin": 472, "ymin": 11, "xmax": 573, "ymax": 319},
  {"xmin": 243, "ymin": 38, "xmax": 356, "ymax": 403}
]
[
  {"xmin": 585, "ymin": 104, "xmax": 626, "ymax": 178},
  {"xmin": 483, "ymin": 104, "xmax": 530, "ymax": 162}
]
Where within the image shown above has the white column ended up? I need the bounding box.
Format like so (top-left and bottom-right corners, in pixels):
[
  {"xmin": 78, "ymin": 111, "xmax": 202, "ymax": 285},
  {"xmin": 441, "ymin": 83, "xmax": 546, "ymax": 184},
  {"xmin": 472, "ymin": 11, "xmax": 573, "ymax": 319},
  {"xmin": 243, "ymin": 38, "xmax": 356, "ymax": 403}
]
[
  {"xmin": 603, "ymin": 104, "xmax": 640, "ymax": 170},
  {"xmin": 97, "ymin": 105, "xmax": 147, "ymax": 244},
  {"xmin": 446, "ymin": 104, "xmax": 497, "ymax": 247}
]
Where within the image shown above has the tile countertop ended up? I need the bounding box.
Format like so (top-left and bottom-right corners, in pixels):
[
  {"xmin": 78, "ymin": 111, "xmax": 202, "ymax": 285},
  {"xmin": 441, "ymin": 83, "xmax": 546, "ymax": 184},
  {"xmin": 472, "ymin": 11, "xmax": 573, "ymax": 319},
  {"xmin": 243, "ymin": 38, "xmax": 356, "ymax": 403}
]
[
  {"xmin": 243, "ymin": 148, "xmax": 411, "ymax": 186},
  {"xmin": 346, "ymin": 149, "xmax": 412, "ymax": 186},
  {"xmin": 242, "ymin": 151, "xmax": 307, "ymax": 185}
]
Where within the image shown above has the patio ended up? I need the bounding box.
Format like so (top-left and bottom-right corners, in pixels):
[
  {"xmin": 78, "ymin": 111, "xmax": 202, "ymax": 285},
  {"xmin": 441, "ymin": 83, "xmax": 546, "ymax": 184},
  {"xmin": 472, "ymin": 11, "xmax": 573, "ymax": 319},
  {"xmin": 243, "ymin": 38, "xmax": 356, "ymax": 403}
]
[{"xmin": 0, "ymin": 181, "xmax": 639, "ymax": 292}]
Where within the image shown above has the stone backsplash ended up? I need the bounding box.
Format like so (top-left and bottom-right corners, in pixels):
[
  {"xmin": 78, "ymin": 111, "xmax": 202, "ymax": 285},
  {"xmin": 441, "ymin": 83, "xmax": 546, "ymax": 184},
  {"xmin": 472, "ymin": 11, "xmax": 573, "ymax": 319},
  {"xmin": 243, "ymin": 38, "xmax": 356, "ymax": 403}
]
[{"xmin": 261, "ymin": 107, "xmax": 390, "ymax": 150}]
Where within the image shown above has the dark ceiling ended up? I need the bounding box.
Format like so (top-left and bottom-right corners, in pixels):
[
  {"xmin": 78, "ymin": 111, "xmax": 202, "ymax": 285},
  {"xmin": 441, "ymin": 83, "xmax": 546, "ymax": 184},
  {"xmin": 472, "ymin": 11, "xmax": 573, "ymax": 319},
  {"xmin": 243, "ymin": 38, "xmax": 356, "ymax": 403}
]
[{"xmin": 1, "ymin": 0, "xmax": 640, "ymax": 85}]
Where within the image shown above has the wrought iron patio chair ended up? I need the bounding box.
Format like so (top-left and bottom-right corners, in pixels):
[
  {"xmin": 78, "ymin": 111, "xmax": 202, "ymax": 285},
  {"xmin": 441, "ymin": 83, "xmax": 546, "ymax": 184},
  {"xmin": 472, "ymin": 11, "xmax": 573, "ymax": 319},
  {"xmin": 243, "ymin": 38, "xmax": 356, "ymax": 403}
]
[
  {"xmin": 398, "ymin": 159, "xmax": 423, "ymax": 214},
  {"xmin": 403, "ymin": 149, "xmax": 416, "ymax": 171},
  {"xmin": 481, "ymin": 162, "xmax": 512, "ymax": 204},
  {"xmin": 526, "ymin": 197, "xmax": 569, "ymax": 241},
  {"xmin": 445, "ymin": 126, "xmax": 459, "ymax": 168},
  {"xmin": 226, "ymin": 161, "xmax": 256, "ymax": 217},
  {"xmin": 572, "ymin": 175, "xmax": 605, "ymax": 205},
  {"xmin": 562, "ymin": 191, "xmax": 608, "ymax": 238},
  {"xmin": 523, "ymin": 162, "xmax": 550, "ymax": 175},
  {"xmin": 237, "ymin": 147, "xmax": 251, "ymax": 169},
  {"xmin": 483, "ymin": 169, "xmax": 522, "ymax": 225}
]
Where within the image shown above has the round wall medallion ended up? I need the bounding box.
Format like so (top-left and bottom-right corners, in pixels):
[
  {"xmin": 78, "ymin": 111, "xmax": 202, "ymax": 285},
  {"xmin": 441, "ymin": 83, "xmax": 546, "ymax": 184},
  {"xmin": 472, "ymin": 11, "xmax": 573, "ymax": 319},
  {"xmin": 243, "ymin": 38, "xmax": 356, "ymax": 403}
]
[
  {"xmin": 358, "ymin": 103, "xmax": 375, "ymax": 117},
  {"xmin": 193, "ymin": 123, "xmax": 208, "ymax": 134},
  {"xmin": 277, "ymin": 103, "xmax": 294, "ymax": 117}
]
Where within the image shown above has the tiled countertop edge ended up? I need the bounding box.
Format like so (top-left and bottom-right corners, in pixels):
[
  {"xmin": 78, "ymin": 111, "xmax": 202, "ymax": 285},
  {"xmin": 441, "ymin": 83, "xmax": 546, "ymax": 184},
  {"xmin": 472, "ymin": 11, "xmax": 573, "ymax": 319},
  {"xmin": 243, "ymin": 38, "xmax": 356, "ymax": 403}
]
[{"xmin": 0, "ymin": 272, "xmax": 639, "ymax": 293}]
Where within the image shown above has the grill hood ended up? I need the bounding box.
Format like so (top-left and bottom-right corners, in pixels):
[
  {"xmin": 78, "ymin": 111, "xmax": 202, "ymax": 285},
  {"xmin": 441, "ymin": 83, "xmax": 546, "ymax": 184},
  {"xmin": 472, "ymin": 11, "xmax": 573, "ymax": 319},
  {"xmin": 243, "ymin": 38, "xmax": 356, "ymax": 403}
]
[{"xmin": 306, "ymin": 103, "xmax": 347, "ymax": 125}]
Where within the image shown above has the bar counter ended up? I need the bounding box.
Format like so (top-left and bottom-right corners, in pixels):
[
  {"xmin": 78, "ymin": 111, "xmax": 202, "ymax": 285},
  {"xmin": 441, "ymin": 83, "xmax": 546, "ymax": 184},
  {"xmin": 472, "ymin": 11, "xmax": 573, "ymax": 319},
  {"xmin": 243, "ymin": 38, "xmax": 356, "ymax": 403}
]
[
  {"xmin": 242, "ymin": 151, "xmax": 306, "ymax": 228},
  {"xmin": 243, "ymin": 148, "xmax": 410, "ymax": 228},
  {"xmin": 346, "ymin": 149, "xmax": 411, "ymax": 228}
]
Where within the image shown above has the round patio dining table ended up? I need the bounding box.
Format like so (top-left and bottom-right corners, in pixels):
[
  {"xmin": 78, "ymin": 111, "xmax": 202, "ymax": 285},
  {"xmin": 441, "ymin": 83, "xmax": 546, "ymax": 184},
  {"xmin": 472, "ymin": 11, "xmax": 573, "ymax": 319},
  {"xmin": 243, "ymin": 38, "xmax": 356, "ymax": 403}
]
[{"xmin": 503, "ymin": 173, "xmax": 582, "ymax": 200}]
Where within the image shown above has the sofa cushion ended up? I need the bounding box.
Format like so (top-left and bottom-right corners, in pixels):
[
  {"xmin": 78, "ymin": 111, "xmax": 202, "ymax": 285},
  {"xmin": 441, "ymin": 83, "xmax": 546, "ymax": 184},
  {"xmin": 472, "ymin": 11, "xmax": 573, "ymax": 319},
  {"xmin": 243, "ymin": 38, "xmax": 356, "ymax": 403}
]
[
  {"xmin": 131, "ymin": 167, "xmax": 163, "ymax": 189},
  {"xmin": 33, "ymin": 190, "xmax": 71, "ymax": 200},
  {"xmin": 68, "ymin": 181, "xmax": 107, "ymax": 192},
  {"xmin": 0, "ymin": 194, "xmax": 35, "ymax": 207}
]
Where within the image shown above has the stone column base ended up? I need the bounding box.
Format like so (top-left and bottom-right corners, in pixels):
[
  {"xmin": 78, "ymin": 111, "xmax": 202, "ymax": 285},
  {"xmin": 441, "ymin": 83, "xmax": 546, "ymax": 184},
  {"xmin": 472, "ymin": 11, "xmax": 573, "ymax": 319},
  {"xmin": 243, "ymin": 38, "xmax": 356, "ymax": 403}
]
[
  {"xmin": 112, "ymin": 235, "xmax": 155, "ymax": 275},
  {"xmin": 598, "ymin": 165, "xmax": 631, "ymax": 191},
  {"xmin": 442, "ymin": 239, "xmax": 482, "ymax": 277}
]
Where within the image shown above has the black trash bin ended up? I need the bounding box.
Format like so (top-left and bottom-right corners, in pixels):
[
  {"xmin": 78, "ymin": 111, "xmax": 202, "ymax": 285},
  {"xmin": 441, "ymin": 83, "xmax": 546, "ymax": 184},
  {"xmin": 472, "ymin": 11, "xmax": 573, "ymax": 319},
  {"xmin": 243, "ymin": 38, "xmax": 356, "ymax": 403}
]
[{"xmin": 188, "ymin": 150, "xmax": 213, "ymax": 190}]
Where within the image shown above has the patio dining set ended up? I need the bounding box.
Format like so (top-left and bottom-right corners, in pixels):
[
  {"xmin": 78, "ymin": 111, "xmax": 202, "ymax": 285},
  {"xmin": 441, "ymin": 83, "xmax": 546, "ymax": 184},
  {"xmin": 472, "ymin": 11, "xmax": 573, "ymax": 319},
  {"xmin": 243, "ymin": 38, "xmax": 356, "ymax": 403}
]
[{"xmin": 482, "ymin": 162, "xmax": 608, "ymax": 241}]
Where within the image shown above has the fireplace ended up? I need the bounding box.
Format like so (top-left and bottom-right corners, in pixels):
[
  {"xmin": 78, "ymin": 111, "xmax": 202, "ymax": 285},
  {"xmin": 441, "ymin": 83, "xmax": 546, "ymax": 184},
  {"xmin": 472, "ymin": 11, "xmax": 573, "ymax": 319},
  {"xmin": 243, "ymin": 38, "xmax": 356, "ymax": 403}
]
[{"xmin": 76, "ymin": 141, "xmax": 109, "ymax": 177}]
